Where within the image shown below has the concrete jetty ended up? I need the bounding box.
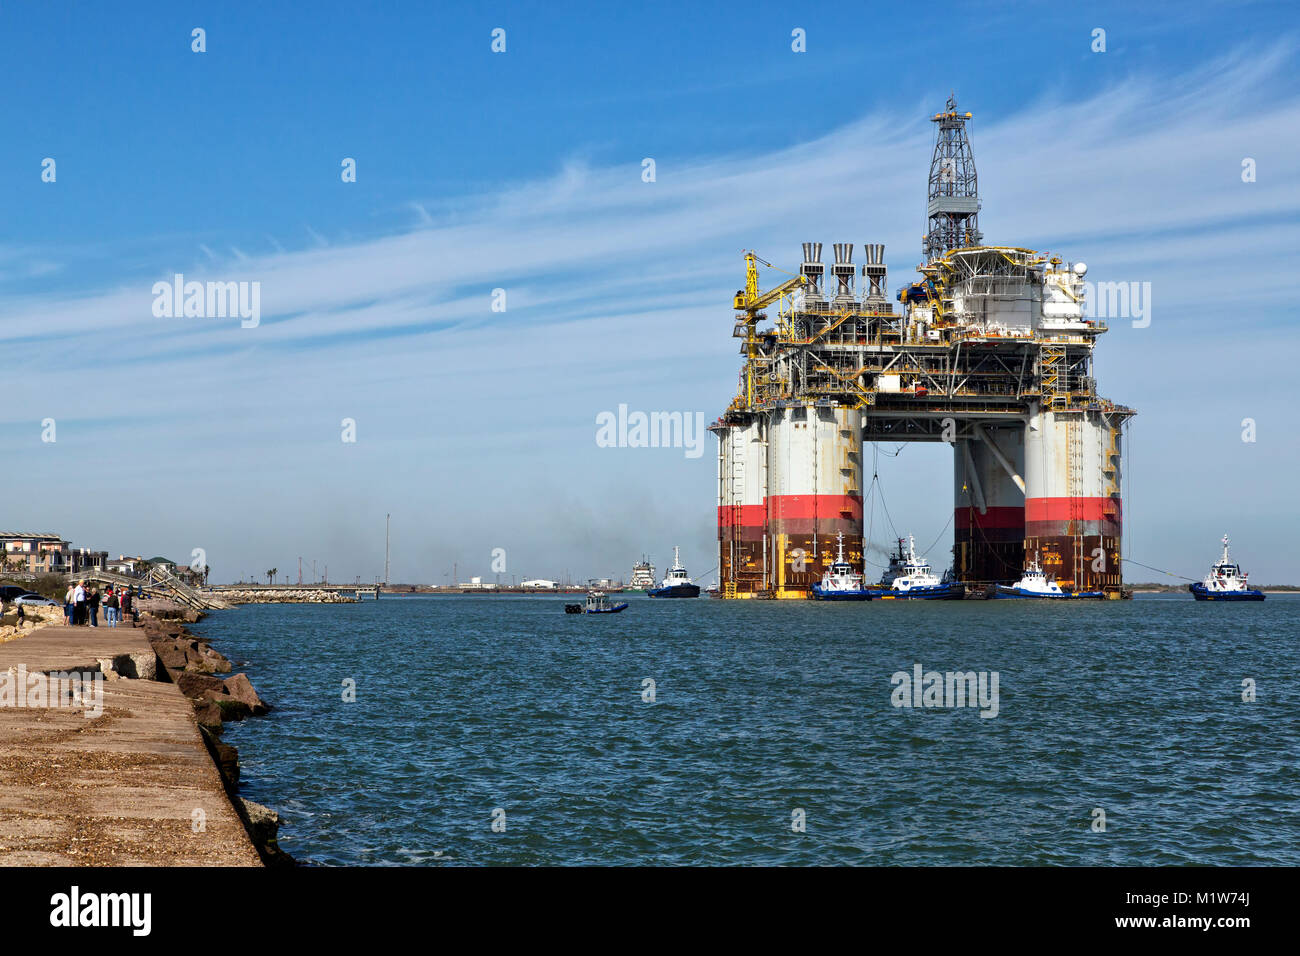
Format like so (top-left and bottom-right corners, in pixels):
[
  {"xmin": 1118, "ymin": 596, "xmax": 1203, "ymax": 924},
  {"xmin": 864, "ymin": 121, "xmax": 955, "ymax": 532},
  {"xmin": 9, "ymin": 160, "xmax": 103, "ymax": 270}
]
[{"xmin": 0, "ymin": 624, "xmax": 261, "ymax": 866}]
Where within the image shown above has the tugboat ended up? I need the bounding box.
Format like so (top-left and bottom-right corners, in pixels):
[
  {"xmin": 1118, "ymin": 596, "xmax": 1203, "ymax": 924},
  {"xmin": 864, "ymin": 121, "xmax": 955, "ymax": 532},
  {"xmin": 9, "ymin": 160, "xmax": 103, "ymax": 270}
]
[
  {"xmin": 647, "ymin": 547, "xmax": 701, "ymax": 598},
  {"xmin": 993, "ymin": 556, "xmax": 1104, "ymax": 599},
  {"xmin": 1189, "ymin": 535, "xmax": 1265, "ymax": 601},
  {"xmin": 867, "ymin": 535, "xmax": 964, "ymax": 599},
  {"xmin": 810, "ymin": 532, "xmax": 872, "ymax": 600},
  {"xmin": 566, "ymin": 590, "xmax": 629, "ymax": 614}
]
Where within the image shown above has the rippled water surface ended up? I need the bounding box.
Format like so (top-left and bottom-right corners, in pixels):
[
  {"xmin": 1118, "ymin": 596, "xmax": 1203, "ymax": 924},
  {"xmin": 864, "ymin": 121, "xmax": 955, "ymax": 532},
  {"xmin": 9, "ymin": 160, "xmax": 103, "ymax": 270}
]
[{"xmin": 197, "ymin": 593, "xmax": 1300, "ymax": 865}]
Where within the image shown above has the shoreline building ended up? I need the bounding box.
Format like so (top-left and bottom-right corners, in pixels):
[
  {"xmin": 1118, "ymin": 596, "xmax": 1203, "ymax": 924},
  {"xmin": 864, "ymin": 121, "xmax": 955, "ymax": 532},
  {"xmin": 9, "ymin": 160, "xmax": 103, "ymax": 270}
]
[
  {"xmin": 106, "ymin": 555, "xmax": 147, "ymax": 575},
  {"xmin": 1, "ymin": 532, "xmax": 107, "ymax": 576},
  {"xmin": 711, "ymin": 97, "xmax": 1133, "ymax": 598},
  {"xmin": 2, "ymin": 532, "xmax": 70, "ymax": 575}
]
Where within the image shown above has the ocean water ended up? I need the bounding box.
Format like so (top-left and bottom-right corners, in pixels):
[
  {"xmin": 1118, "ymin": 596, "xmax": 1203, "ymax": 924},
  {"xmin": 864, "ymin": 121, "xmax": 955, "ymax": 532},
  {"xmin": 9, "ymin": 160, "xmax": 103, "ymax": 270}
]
[{"xmin": 198, "ymin": 593, "xmax": 1300, "ymax": 866}]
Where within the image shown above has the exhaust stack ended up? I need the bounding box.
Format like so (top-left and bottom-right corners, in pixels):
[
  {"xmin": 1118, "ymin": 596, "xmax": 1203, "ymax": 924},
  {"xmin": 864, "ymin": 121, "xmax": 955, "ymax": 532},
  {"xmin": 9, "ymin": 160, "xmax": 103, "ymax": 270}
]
[
  {"xmin": 832, "ymin": 243, "xmax": 856, "ymax": 304},
  {"xmin": 800, "ymin": 242, "xmax": 825, "ymax": 303},
  {"xmin": 862, "ymin": 243, "xmax": 888, "ymax": 302}
]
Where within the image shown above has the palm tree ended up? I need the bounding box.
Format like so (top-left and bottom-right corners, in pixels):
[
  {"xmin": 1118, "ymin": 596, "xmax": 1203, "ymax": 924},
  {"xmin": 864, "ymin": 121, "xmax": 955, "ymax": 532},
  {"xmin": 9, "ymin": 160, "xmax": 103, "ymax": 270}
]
[
  {"xmin": 202, "ymin": 565, "xmax": 210, "ymax": 585},
  {"xmin": 266, "ymin": 568, "xmax": 278, "ymax": 586}
]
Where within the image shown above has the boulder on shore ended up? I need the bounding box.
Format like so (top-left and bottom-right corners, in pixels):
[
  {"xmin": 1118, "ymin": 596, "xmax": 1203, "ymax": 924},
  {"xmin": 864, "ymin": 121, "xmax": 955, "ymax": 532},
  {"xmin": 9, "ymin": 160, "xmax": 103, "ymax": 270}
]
[
  {"xmin": 220, "ymin": 588, "xmax": 357, "ymax": 604},
  {"xmin": 240, "ymin": 799, "xmax": 293, "ymax": 867},
  {"xmin": 202, "ymin": 692, "xmax": 252, "ymax": 721},
  {"xmin": 222, "ymin": 672, "xmax": 270, "ymax": 715},
  {"xmin": 193, "ymin": 698, "xmax": 224, "ymax": 731},
  {"xmin": 174, "ymin": 667, "xmax": 270, "ymax": 723},
  {"xmin": 175, "ymin": 671, "xmax": 225, "ymax": 699}
]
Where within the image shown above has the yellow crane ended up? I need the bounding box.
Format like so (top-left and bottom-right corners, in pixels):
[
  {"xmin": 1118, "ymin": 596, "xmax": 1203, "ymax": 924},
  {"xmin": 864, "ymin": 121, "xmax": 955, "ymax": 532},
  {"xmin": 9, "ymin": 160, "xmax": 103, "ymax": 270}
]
[
  {"xmin": 733, "ymin": 251, "xmax": 806, "ymax": 315},
  {"xmin": 733, "ymin": 251, "xmax": 806, "ymax": 408}
]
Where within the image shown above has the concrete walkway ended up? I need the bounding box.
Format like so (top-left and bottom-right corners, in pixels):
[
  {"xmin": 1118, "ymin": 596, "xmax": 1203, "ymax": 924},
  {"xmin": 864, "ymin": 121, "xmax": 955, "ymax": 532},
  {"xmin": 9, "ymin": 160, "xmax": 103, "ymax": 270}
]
[{"xmin": 0, "ymin": 624, "xmax": 261, "ymax": 866}]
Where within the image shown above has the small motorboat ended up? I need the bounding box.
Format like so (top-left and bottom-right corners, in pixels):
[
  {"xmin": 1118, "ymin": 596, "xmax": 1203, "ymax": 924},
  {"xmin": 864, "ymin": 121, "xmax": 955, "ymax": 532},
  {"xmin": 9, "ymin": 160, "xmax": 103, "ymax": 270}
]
[
  {"xmin": 993, "ymin": 557, "xmax": 1103, "ymax": 599},
  {"xmin": 578, "ymin": 590, "xmax": 628, "ymax": 614},
  {"xmin": 1189, "ymin": 535, "xmax": 1264, "ymax": 601}
]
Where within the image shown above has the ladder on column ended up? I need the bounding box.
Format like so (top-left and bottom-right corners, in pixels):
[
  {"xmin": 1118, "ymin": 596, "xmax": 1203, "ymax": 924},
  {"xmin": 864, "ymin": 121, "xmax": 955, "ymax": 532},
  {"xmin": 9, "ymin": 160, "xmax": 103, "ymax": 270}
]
[
  {"xmin": 1067, "ymin": 416, "xmax": 1084, "ymax": 591},
  {"xmin": 1041, "ymin": 345, "xmax": 1066, "ymax": 409}
]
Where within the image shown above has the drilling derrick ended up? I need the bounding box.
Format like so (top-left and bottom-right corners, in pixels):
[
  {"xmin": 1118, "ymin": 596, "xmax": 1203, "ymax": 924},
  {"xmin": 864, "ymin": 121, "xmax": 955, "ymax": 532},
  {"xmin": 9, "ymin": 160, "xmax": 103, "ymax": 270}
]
[
  {"xmin": 924, "ymin": 95, "xmax": 982, "ymax": 262},
  {"xmin": 712, "ymin": 96, "xmax": 1136, "ymax": 600}
]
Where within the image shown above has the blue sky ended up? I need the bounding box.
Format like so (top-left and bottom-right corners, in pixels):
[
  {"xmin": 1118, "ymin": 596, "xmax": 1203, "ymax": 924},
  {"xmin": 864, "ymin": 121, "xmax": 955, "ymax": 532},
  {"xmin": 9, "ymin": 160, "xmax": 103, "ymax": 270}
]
[{"xmin": 2, "ymin": 1, "xmax": 1298, "ymax": 584}]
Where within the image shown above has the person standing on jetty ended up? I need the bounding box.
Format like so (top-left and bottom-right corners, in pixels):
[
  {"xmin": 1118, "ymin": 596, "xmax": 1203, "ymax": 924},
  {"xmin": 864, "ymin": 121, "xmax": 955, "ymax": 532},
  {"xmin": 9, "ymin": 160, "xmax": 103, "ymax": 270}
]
[
  {"xmin": 104, "ymin": 586, "xmax": 119, "ymax": 627},
  {"xmin": 120, "ymin": 587, "xmax": 133, "ymax": 626},
  {"xmin": 88, "ymin": 586, "xmax": 101, "ymax": 627},
  {"xmin": 73, "ymin": 580, "xmax": 86, "ymax": 626},
  {"xmin": 64, "ymin": 583, "xmax": 75, "ymax": 625}
]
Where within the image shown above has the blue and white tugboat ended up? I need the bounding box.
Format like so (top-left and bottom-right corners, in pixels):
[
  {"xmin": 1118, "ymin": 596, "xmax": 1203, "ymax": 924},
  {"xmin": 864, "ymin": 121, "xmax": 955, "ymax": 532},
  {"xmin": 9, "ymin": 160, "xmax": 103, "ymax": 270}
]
[
  {"xmin": 647, "ymin": 547, "xmax": 701, "ymax": 598},
  {"xmin": 810, "ymin": 532, "xmax": 872, "ymax": 601},
  {"xmin": 867, "ymin": 535, "xmax": 964, "ymax": 600},
  {"xmin": 1189, "ymin": 535, "xmax": 1264, "ymax": 601},
  {"xmin": 994, "ymin": 556, "xmax": 1103, "ymax": 599}
]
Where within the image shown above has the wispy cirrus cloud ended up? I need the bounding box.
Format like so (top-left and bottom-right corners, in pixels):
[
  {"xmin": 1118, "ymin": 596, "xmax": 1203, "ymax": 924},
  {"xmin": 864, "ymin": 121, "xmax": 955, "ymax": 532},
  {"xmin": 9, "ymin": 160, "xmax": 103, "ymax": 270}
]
[{"xmin": 4, "ymin": 40, "xmax": 1296, "ymax": 351}]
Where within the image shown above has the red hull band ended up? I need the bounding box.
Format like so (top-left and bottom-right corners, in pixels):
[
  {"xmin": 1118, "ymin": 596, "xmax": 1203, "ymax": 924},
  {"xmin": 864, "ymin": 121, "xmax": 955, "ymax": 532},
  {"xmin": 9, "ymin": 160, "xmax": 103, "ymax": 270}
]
[
  {"xmin": 1025, "ymin": 497, "xmax": 1122, "ymax": 523},
  {"xmin": 717, "ymin": 504, "xmax": 767, "ymax": 530},
  {"xmin": 766, "ymin": 495, "xmax": 863, "ymax": 521}
]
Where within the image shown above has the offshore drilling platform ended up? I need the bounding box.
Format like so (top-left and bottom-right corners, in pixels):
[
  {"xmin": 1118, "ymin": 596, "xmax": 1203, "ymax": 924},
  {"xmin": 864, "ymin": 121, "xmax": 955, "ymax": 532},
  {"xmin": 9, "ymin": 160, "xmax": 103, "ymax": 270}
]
[{"xmin": 711, "ymin": 96, "xmax": 1135, "ymax": 598}]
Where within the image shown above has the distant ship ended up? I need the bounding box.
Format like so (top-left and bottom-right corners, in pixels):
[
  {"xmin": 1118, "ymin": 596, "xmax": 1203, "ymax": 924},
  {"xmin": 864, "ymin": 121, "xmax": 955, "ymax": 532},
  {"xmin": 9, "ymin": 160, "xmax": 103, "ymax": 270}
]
[
  {"xmin": 1189, "ymin": 535, "xmax": 1264, "ymax": 601},
  {"xmin": 867, "ymin": 535, "xmax": 964, "ymax": 599},
  {"xmin": 647, "ymin": 547, "xmax": 701, "ymax": 598},
  {"xmin": 628, "ymin": 557, "xmax": 656, "ymax": 592},
  {"xmin": 993, "ymin": 556, "xmax": 1103, "ymax": 599},
  {"xmin": 810, "ymin": 532, "xmax": 872, "ymax": 601}
]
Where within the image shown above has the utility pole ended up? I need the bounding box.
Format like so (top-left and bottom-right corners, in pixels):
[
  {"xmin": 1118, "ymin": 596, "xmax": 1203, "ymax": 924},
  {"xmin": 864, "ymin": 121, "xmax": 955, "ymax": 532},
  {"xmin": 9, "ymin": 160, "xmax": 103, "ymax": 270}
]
[
  {"xmin": 298, "ymin": 557, "xmax": 302, "ymax": 585},
  {"xmin": 385, "ymin": 513, "xmax": 390, "ymax": 587}
]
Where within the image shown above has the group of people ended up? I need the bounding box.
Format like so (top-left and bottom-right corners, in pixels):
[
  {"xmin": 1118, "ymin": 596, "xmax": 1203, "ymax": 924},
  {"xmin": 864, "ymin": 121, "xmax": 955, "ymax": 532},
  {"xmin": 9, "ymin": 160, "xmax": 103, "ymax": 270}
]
[{"xmin": 63, "ymin": 581, "xmax": 134, "ymax": 628}]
